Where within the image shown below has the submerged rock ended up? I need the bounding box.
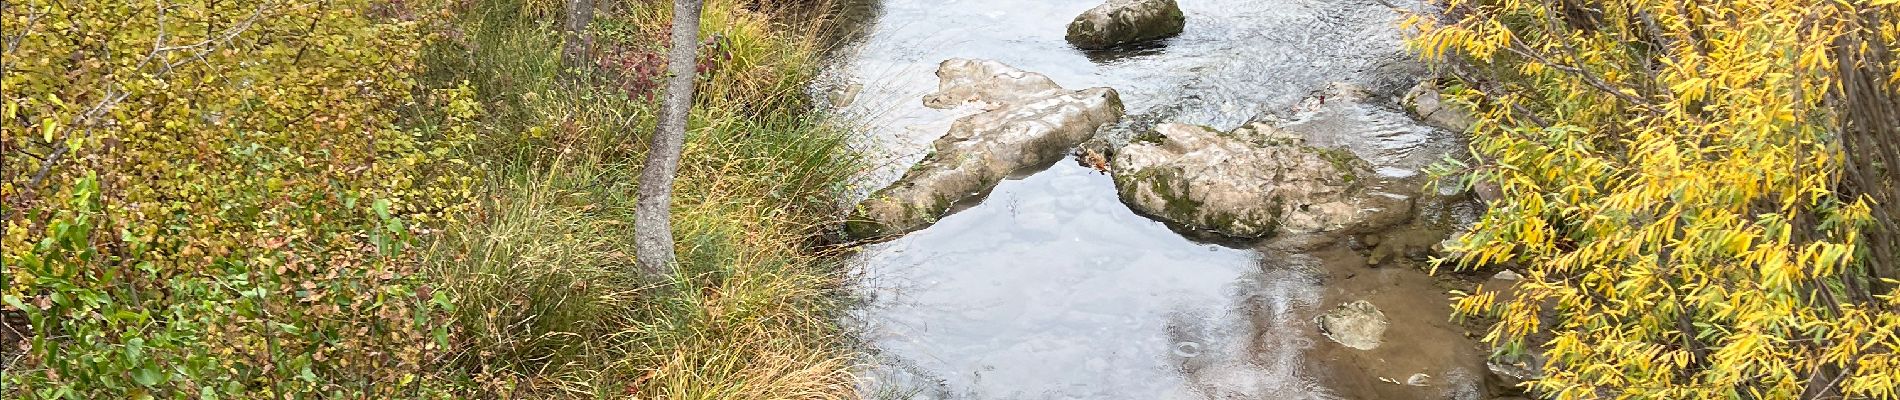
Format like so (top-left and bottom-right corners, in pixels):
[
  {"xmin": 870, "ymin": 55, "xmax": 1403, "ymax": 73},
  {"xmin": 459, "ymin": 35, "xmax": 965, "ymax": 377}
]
[
  {"xmin": 1318, "ymin": 300, "xmax": 1389, "ymax": 350},
  {"xmin": 1065, "ymin": 0, "xmax": 1187, "ymax": 50},
  {"xmin": 847, "ymin": 59, "xmax": 1124, "ymax": 238},
  {"xmin": 1402, "ymin": 80, "xmax": 1477, "ymax": 132},
  {"xmin": 1110, "ymin": 123, "xmax": 1407, "ymax": 238}
]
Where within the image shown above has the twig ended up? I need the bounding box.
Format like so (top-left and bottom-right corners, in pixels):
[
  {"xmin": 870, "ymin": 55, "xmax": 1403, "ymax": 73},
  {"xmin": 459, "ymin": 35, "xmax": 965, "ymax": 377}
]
[
  {"xmin": 2, "ymin": 7, "xmax": 44, "ymax": 56},
  {"xmin": 1500, "ymin": 40, "xmax": 1659, "ymax": 112},
  {"xmin": 1440, "ymin": 55, "xmax": 1553, "ymax": 128},
  {"xmin": 292, "ymin": 0, "xmax": 332, "ymax": 64}
]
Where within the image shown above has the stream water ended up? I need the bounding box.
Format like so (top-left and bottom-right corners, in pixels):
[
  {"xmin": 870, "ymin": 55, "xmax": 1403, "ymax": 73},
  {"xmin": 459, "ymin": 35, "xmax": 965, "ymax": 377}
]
[{"xmin": 822, "ymin": 0, "xmax": 1491, "ymax": 399}]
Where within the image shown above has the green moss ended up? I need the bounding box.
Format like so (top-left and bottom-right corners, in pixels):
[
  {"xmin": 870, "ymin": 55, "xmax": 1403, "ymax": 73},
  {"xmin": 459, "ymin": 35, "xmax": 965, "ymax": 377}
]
[
  {"xmin": 1307, "ymin": 145, "xmax": 1364, "ymax": 185},
  {"xmin": 1203, "ymin": 210, "xmax": 1242, "ymax": 235},
  {"xmin": 1122, "ymin": 167, "xmax": 1202, "ymax": 223},
  {"xmin": 1401, "ymin": 90, "xmax": 1423, "ymax": 116},
  {"xmin": 1117, "ymin": 166, "xmax": 1281, "ymax": 238},
  {"xmin": 1121, "ymin": 4, "xmax": 1186, "ymax": 39},
  {"xmin": 924, "ymin": 192, "xmax": 955, "ymax": 223},
  {"xmin": 1160, "ymin": 171, "xmax": 1201, "ymax": 220},
  {"xmin": 1133, "ymin": 130, "xmax": 1168, "ymax": 145}
]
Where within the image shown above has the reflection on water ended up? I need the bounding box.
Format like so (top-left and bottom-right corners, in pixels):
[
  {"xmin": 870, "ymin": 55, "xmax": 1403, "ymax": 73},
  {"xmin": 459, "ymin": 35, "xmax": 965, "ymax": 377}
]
[
  {"xmin": 1160, "ymin": 257, "xmax": 1341, "ymax": 400},
  {"xmin": 852, "ymin": 162, "xmax": 1349, "ymax": 399}
]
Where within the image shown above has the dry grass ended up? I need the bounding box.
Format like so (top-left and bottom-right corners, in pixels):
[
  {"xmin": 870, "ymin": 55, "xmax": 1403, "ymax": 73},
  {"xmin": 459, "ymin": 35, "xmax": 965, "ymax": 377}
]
[{"xmin": 419, "ymin": 0, "xmax": 863, "ymax": 397}]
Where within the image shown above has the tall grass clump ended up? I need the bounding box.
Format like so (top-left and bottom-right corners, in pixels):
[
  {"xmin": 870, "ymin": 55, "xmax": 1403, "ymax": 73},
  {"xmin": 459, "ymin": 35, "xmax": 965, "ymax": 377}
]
[{"xmin": 419, "ymin": 0, "xmax": 863, "ymax": 397}]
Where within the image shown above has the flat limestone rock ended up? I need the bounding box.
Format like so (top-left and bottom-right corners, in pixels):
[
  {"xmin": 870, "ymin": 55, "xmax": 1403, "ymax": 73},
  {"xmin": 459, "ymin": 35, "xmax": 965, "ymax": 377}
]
[{"xmin": 847, "ymin": 59, "xmax": 1125, "ymax": 238}]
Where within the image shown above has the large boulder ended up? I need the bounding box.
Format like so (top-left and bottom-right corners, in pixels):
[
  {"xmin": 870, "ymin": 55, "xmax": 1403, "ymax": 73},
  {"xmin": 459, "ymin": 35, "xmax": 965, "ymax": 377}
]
[
  {"xmin": 1065, "ymin": 0, "xmax": 1187, "ymax": 50},
  {"xmin": 1110, "ymin": 123, "xmax": 1408, "ymax": 238},
  {"xmin": 847, "ymin": 60, "xmax": 1125, "ymax": 238}
]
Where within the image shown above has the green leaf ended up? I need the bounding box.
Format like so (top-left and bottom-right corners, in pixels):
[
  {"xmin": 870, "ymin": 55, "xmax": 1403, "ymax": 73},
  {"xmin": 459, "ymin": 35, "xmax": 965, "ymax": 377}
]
[
  {"xmin": 2, "ymin": 295, "xmax": 34, "ymax": 313},
  {"xmin": 131, "ymin": 363, "xmax": 165, "ymax": 386},
  {"xmin": 372, "ymin": 199, "xmax": 392, "ymax": 220},
  {"xmin": 125, "ymin": 337, "xmax": 145, "ymax": 361},
  {"xmin": 41, "ymin": 118, "xmax": 57, "ymax": 142},
  {"xmin": 431, "ymin": 290, "xmax": 453, "ymax": 310}
]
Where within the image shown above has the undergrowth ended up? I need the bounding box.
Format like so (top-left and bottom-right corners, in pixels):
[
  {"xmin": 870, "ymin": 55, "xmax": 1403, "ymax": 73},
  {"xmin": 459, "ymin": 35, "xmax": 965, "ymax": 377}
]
[
  {"xmin": 419, "ymin": 0, "xmax": 862, "ymax": 397},
  {"xmin": 2, "ymin": 0, "xmax": 863, "ymax": 397}
]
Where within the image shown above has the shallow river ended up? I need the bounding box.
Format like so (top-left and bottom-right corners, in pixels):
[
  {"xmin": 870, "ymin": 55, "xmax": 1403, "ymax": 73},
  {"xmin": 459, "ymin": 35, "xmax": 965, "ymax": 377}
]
[{"xmin": 823, "ymin": 0, "xmax": 1490, "ymax": 398}]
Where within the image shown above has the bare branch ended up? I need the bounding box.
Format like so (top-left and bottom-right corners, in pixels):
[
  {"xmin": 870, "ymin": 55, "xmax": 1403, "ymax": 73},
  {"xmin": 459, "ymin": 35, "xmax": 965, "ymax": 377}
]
[
  {"xmin": 1499, "ymin": 40, "xmax": 1658, "ymax": 112},
  {"xmin": 2, "ymin": 7, "xmax": 44, "ymax": 57}
]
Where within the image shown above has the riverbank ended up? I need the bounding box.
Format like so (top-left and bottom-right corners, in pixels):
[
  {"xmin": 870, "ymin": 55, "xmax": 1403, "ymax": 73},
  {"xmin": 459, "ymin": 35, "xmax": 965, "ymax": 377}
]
[
  {"xmin": 417, "ymin": 0, "xmax": 864, "ymax": 397},
  {"xmin": 1, "ymin": 0, "xmax": 865, "ymax": 397}
]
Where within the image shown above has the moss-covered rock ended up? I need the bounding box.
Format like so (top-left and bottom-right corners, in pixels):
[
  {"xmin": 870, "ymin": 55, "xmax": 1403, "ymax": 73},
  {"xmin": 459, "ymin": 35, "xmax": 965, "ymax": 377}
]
[
  {"xmin": 1111, "ymin": 123, "xmax": 1406, "ymax": 238},
  {"xmin": 1065, "ymin": 0, "xmax": 1187, "ymax": 50}
]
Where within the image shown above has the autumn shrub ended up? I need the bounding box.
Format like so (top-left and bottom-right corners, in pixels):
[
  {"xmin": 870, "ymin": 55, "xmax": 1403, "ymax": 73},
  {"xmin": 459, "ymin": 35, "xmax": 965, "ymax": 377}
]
[
  {"xmin": 4, "ymin": 0, "xmax": 862, "ymax": 396},
  {"xmin": 1412, "ymin": 0, "xmax": 1900, "ymax": 398},
  {"xmin": 417, "ymin": 0, "xmax": 860, "ymax": 397},
  {"xmin": 1, "ymin": 0, "xmax": 484, "ymax": 397}
]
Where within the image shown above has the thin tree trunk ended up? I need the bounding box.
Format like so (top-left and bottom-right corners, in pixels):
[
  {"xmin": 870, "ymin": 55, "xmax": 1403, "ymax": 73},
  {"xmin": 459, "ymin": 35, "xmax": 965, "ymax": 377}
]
[
  {"xmin": 634, "ymin": 0, "xmax": 704, "ymax": 278},
  {"xmin": 560, "ymin": 0, "xmax": 596, "ymax": 75},
  {"xmin": 1834, "ymin": 6, "xmax": 1899, "ymax": 300}
]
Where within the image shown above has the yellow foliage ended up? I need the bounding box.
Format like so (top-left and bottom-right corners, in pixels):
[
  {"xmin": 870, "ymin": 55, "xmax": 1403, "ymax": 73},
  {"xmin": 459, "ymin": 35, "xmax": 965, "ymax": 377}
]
[
  {"xmin": 2, "ymin": 0, "xmax": 479, "ymax": 396},
  {"xmin": 1412, "ymin": 0, "xmax": 1900, "ymax": 398}
]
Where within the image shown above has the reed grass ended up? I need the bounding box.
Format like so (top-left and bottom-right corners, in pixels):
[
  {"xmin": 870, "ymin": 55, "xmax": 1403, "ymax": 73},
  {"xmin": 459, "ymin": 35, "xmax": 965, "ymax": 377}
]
[{"xmin": 420, "ymin": 0, "xmax": 864, "ymax": 397}]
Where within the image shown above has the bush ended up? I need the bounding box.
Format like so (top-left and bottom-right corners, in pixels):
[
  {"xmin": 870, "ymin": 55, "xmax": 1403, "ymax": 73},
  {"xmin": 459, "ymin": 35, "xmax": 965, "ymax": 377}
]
[
  {"xmin": 1412, "ymin": 0, "xmax": 1900, "ymax": 398},
  {"xmin": 2, "ymin": 0, "xmax": 482, "ymax": 397}
]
